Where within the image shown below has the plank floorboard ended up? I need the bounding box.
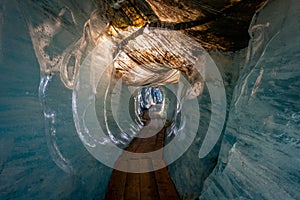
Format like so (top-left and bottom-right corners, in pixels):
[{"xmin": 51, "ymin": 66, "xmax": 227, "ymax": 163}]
[{"xmin": 105, "ymin": 111, "xmax": 180, "ymax": 200}]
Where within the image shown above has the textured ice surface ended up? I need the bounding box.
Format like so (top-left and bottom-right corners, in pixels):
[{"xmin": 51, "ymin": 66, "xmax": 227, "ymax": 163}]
[
  {"xmin": 0, "ymin": 1, "xmax": 112, "ymax": 199},
  {"xmin": 167, "ymin": 47, "xmax": 246, "ymax": 200},
  {"xmin": 201, "ymin": 0, "xmax": 300, "ymax": 199}
]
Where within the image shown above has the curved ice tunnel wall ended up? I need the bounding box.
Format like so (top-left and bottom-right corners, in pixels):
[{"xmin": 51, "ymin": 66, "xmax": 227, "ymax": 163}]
[{"xmin": 201, "ymin": 0, "xmax": 300, "ymax": 199}]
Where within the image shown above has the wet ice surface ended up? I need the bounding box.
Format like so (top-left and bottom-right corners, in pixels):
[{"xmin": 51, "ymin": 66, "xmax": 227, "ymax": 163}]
[
  {"xmin": 0, "ymin": 1, "xmax": 112, "ymax": 199},
  {"xmin": 166, "ymin": 48, "xmax": 245, "ymax": 199},
  {"xmin": 201, "ymin": 0, "xmax": 300, "ymax": 199}
]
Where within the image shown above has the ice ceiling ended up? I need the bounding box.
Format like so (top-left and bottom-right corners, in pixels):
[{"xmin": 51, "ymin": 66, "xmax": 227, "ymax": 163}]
[{"xmin": 26, "ymin": 0, "xmax": 266, "ymax": 88}]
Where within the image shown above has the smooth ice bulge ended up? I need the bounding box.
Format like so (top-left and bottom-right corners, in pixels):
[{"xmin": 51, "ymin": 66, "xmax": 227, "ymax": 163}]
[{"xmin": 201, "ymin": 0, "xmax": 300, "ymax": 199}]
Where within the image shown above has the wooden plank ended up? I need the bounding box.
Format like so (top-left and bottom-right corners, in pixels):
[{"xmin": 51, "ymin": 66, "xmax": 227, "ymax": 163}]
[
  {"xmin": 127, "ymin": 157, "xmax": 140, "ymax": 172},
  {"xmin": 126, "ymin": 138, "xmax": 141, "ymax": 152},
  {"xmin": 140, "ymin": 172, "xmax": 159, "ymax": 200},
  {"xmin": 114, "ymin": 157, "xmax": 129, "ymax": 171},
  {"xmin": 105, "ymin": 170, "xmax": 127, "ymax": 200},
  {"xmin": 139, "ymin": 158, "xmax": 154, "ymax": 172},
  {"xmin": 124, "ymin": 173, "xmax": 140, "ymax": 200},
  {"xmin": 154, "ymin": 129, "xmax": 165, "ymax": 150},
  {"xmin": 105, "ymin": 112, "xmax": 180, "ymax": 200},
  {"xmin": 154, "ymin": 168, "xmax": 180, "ymax": 200},
  {"xmin": 139, "ymin": 137, "xmax": 157, "ymax": 153},
  {"xmin": 105, "ymin": 189, "xmax": 123, "ymax": 200}
]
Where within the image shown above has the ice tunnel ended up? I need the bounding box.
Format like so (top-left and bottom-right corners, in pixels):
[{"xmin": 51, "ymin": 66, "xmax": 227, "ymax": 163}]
[{"xmin": 0, "ymin": 0, "xmax": 300, "ymax": 199}]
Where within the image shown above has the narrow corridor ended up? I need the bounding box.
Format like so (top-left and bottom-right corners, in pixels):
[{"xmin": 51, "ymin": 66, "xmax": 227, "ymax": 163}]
[{"xmin": 105, "ymin": 107, "xmax": 180, "ymax": 200}]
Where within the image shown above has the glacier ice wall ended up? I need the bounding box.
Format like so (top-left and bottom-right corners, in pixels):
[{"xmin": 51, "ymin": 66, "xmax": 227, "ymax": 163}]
[
  {"xmin": 0, "ymin": 1, "xmax": 112, "ymax": 199},
  {"xmin": 166, "ymin": 48, "xmax": 246, "ymax": 199},
  {"xmin": 201, "ymin": 0, "xmax": 300, "ymax": 199}
]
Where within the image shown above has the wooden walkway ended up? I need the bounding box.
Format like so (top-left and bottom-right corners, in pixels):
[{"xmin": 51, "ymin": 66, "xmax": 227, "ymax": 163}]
[{"xmin": 105, "ymin": 110, "xmax": 180, "ymax": 200}]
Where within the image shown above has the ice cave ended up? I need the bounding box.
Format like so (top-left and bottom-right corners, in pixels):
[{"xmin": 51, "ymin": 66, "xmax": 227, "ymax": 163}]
[{"xmin": 0, "ymin": 0, "xmax": 299, "ymax": 199}]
